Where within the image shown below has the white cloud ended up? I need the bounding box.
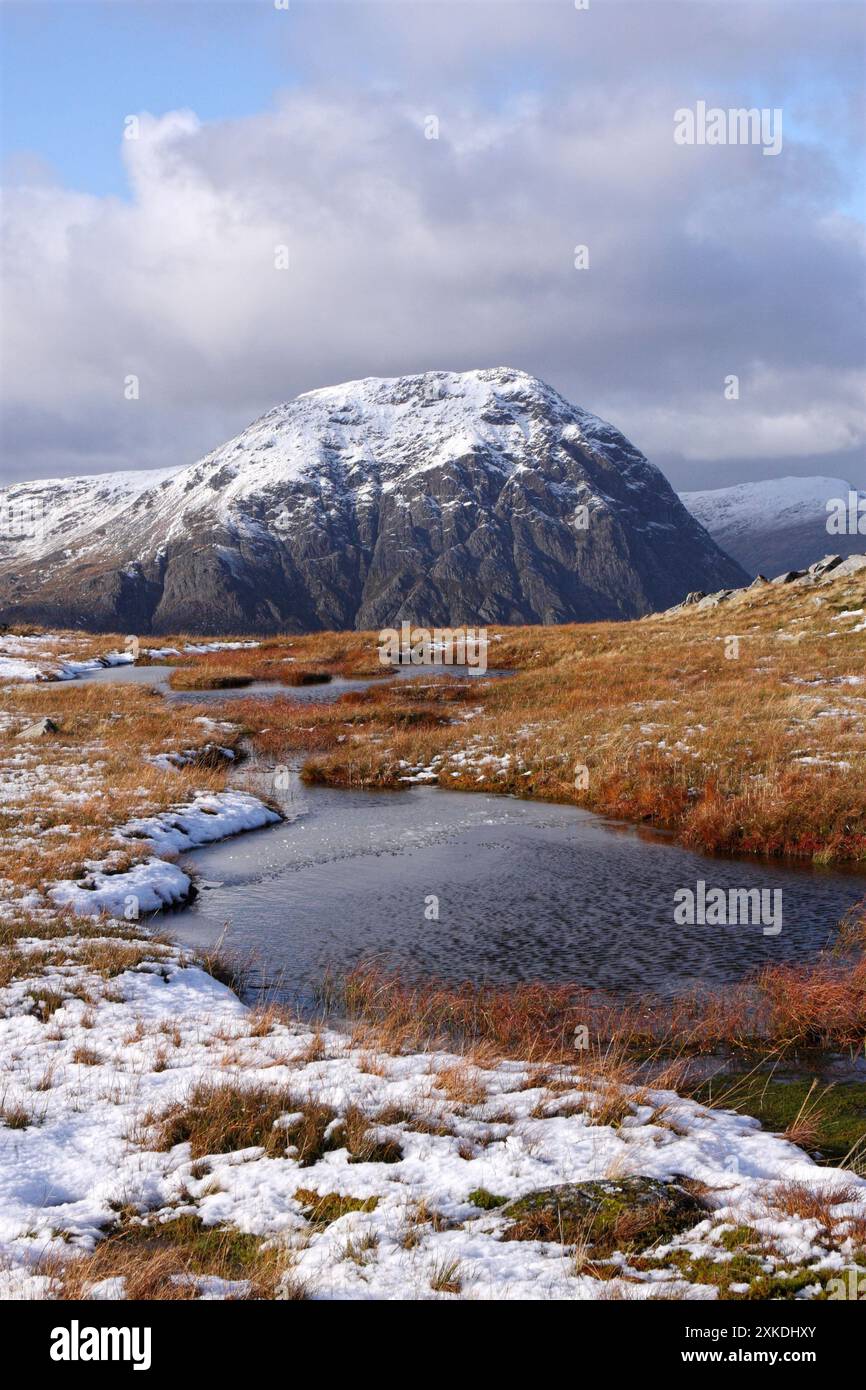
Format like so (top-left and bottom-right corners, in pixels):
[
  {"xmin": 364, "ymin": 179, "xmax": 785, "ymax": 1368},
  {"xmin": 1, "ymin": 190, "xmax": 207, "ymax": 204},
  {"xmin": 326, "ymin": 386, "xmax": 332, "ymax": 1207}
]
[{"xmin": 1, "ymin": 53, "xmax": 864, "ymax": 491}]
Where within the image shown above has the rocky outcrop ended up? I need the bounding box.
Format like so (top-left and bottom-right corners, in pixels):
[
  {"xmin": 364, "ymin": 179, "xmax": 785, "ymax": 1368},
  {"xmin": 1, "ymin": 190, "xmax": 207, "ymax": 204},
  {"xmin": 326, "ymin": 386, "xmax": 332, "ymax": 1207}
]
[
  {"xmin": 16, "ymin": 717, "xmax": 59, "ymax": 739},
  {"xmin": 662, "ymin": 552, "xmax": 866, "ymax": 616},
  {"xmin": 0, "ymin": 369, "xmax": 747, "ymax": 634}
]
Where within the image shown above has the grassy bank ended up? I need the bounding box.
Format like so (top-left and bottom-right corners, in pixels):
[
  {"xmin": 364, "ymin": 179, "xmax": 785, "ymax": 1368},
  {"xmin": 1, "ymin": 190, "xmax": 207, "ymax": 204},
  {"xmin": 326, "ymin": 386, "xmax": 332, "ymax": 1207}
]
[
  {"xmin": 220, "ymin": 566, "xmax": 863, "ymax": 863},
  {"xmin": 0, "ymin": 590, "xmax": 864, "ymax": 1301},
  {"xmin": 0, "ymin": 680, "xmax": 245, "ymax": 899}
]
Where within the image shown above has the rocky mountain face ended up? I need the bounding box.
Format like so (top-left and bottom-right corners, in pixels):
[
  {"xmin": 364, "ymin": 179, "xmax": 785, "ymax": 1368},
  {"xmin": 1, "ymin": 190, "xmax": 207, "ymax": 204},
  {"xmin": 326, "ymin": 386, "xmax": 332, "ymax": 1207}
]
[
  {"xmin": 680, "ymin": 476, "xmax": 866, "ymax": 578},
  {"xmin": 0, "ymin": 369, "xmax": 747, "ymax": 634}
]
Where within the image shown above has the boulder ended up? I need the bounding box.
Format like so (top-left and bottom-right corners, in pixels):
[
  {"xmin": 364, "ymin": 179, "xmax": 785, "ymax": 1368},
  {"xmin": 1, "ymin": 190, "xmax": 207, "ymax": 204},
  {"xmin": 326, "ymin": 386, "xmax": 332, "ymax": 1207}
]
[
  {"xmin": 696, "ymin": 589, "xmax": 733, "ymax": 609},
  {"xmin": 808, "ymin": 554, "xmax": 843, "ymax": 577},
  {"xmin": 500, "ymin": 1176, "xmax": 707, "ymax": 1254},
  {"xmin": 16, "ymin": 717, "xmax": 59, "ymax": 739},
  {"xmin": 825, "ymin": 553, "xmax": 866, "ymax": 579}
]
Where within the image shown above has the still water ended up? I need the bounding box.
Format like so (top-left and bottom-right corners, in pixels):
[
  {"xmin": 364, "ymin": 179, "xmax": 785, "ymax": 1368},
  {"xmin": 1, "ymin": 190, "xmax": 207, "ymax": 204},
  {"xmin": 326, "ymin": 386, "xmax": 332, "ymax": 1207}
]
[
  {"xmin": 76, "ymin": 661, "xmax": 499, "ymax": 703},
  {"xmin": 76, "ymin": 662, "xmax": 865, "ymax": 1004},
  {"xmin": 169, "ymin": 767, "xmax": 864, "ymax": 1006}
]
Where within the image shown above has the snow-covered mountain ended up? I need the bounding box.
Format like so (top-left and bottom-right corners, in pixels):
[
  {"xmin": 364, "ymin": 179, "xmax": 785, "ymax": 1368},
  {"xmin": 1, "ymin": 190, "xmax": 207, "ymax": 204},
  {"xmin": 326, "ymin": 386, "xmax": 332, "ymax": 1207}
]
[
  {"xmin": 680, "ymin": 476, "xmax": 866, "ymax": 578},
  {"xmin": 0, "ymin": 368, "xmax": 747, "ymax": 633}
]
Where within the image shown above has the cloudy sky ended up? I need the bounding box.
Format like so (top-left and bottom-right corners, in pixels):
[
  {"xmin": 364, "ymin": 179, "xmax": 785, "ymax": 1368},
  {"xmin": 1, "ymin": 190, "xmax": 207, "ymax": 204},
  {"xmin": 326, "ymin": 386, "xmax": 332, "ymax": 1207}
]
[{"xmin": 1, "ymin": 0, "xmax": 864, "ymax": 492}]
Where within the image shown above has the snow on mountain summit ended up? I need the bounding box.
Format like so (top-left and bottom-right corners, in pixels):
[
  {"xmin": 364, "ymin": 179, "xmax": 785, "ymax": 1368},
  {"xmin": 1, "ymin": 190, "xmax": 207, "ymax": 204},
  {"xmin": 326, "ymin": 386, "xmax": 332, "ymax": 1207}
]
[
  {"xmin": 151, "ymin": 367, "xmax": 655, "ymax": 525},
  {"xmin": 681, "ymin": 476, "xmax": 866, "ymax": 576},
  {"xmin": 0, "ymin": 368, "xmax": 747, "ymax": 633}
]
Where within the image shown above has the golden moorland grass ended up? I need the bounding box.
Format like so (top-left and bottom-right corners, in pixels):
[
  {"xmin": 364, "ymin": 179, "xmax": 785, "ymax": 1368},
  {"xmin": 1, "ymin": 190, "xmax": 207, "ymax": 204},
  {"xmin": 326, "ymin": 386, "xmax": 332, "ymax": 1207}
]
[
  {"xmin": 193, "ymin": 567, "xmax": 866, "ymax": 863},
  {"xmin": 36, "ymin": 1213, "xmax": 301, "ymax": 1300},
  {"xmin": 167, "ymin": 666, "xmax": 254, "ymax": 690},
  {"xmin": 2, "ymin": 595, "xmax": 864, "ymax": 1301},
  {"xmin": 3, "ymin": 566, "xmax": 861, "ymax": 918},
  {"xmin": 0, "ymin": 680, "xmax": 240, "ymax": 896},
  {"xmin": 1, "ymin": 574, "xmax": 863, "ymax": 1026},
  {"xmin": 335, "ymin": 906, "xmax": 866, "ymax": 1060}
]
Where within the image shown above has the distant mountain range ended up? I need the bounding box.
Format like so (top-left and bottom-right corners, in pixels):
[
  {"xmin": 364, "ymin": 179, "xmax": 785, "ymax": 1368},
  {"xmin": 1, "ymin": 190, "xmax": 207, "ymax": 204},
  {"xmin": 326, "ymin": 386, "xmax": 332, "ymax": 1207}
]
[
  {"xmin": 0, "ymin": 368, "xmax": 747, "ymax": 634},
  {"xmin": 680, "ymin": 476, "xmax": 866, "ymax": 577}
]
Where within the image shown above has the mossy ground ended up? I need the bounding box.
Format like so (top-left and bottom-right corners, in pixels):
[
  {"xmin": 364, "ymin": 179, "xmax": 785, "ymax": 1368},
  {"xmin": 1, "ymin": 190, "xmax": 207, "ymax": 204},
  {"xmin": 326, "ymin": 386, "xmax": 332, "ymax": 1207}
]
[
  {"xmin": 113, "ymin": 1213, "xmax": 265, "ymax": 1278},
  {"xmin": 693, "ymin": 1075, "xmax": 866, "ymax": 1166},
  {"xmin": 500, "ymin": 1177, "xmax": 707, "ymax": 1256},
  {"xmin": 633, "ymin": 1246, "xmax": 832, "ymax": 1300},
  {"xmin": 468, "ymin": 1188, "xmax": 508, "ymax": 1210},
  {"xmin": 294, "ymin": 1189, "xmax": 379, "ymax": 1225}
]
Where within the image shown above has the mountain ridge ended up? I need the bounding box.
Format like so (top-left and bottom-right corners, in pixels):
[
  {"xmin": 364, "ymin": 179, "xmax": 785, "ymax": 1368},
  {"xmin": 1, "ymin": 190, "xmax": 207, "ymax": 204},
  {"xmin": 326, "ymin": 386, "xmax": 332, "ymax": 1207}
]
[
  {"xmin": 0, "ymin": 368, "xmax": 748, "ymax": 633},
  {"xmin": 680, "ymin": 475, "xmax": 866, "ymax": 577}
]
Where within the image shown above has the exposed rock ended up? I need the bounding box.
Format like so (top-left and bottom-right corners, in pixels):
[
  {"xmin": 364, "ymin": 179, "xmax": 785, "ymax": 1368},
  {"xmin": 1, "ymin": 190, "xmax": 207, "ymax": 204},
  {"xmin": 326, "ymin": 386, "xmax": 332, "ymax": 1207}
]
[
  {"xmin": 662, "ymin": 552, "xmax": 866, "ymax": 616},
  {"xmin": 500, "ymin": 1177, "xmax": 707, "ymax": 1253},
  {"xmin": 830, "ymin": 553, "xmax": 866, "ymax": 578},
  {"xmin": 696, "ymin": 589, "xmax": 733, "ymax": 609},
  {"xmin": 17, "ymin": 717, "xmax": 59, "ymax": 739},
  {"xmin": 0, "ymin": 369, "xmax": 747, "ymax": 634},
  {"xmin": 807, "ymin": 554, "xmax": 843, "ymax": 577}
]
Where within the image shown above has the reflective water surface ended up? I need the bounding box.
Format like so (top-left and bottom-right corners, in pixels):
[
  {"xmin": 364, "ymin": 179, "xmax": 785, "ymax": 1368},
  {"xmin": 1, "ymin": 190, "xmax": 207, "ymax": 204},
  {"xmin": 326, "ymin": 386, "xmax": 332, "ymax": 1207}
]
[
  {"xmin": 78, "ymin": 661, "xmax": 498, "ymax": 703},
  {"xmin": 170, "ymin": 769, "xmax": 865, "ymax": 1006},
  {"xmin": 77, "ymin": 662, "xmax": 865, "ymax": 1005}
]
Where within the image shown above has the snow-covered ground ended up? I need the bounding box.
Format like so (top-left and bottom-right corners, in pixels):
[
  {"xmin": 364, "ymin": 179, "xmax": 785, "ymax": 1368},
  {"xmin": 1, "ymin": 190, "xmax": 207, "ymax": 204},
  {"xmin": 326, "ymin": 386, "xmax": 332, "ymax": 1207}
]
[
  {"xmin": 0, "ymin": 632, "xmax": 262, "ymax": 683},
  {"xmin": 143, "ymin": 642, "xmax": 261, "ymax": 658},
  {"xmin": 3, "ymin": 835, "xmax": 865, "ymax": 1299},
  {"xmin": 1, "ymin": 628, "xmax": 864, "ymax": 1301},
  {"xmin": 1, "ymin": 944, "xmax": 864, "ymax": 1301},
  {"xmin": 0, "ymin": 633, "xmax": 134, "ymax": 683},
  {"xmin": 47, "ymin": 791, "xmax": 280, "ymax": 916}
]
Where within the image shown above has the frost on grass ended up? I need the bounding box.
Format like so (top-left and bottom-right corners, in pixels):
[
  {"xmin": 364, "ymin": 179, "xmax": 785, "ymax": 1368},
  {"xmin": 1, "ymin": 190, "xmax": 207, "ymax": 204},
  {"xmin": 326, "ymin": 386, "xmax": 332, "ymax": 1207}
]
[
  {"xmin": 0, "ymin": 624, "xmax": 864, "ymax": 1300},
  {"xmin": 1, "ymin": 947, "xmax": 865, "ymax": 1302}
]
